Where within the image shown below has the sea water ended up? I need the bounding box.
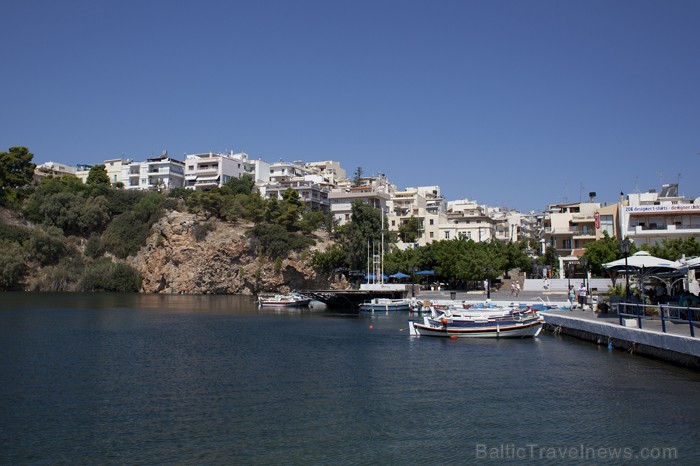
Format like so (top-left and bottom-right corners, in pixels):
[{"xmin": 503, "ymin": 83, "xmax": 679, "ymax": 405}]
[{"xmin": 1, "ymin": 293, "xmax": 699, "ymax": 464}]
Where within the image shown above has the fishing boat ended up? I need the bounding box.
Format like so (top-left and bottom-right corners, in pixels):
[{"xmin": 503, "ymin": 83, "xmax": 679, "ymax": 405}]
[
  {"xmin": 359, "ymin": 298, "xmax": 413, "ymax": 312},
  {"xmin": 257, "ymin": 293, "xmax": 312, "ymax": 309},
  {"xmin": 408, "ymin": 305, "xmax": 544, "ymax": 338}
]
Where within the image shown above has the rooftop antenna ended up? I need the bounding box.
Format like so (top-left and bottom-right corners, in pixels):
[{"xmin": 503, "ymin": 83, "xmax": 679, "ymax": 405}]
[
  {"xmin": 634, "ymin": 176, "xmax": 640, "ymax": 194},
  {"xmin": 563, "ymin": 182, "xmax": 569, "ymax": 203},
  {"xmin": 579, "ymin": 183, "xmax": 585, "ymax": 203},
  {"xmin": 677, "ymin": 172, "xmax": 682, "ymax": 186},
  {"xmin": 657, "ymin": 171, "xmax": 663, "ymax": 186}
]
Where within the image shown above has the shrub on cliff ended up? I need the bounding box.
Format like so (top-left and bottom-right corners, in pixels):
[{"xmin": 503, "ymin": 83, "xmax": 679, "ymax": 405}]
[
  {"xmin": 0, "ymin": 239, "xmax": 27, "ymax": 290},
  {"xmin": 247, "ymin": 222, "xmax": 315, "ymax": 258},
  {"xmin": 100, "ymin": 211, "xmax": 151, "ymax": 259},
  {"xmin": 79, "ymin": 259, "xmax": 141, "ymax": 292}
]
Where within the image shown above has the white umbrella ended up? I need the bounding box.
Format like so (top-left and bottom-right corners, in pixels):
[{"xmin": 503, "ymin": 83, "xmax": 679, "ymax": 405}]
[{"xmin": 603, "ymin": 251, "xmax": 683, "ymax": 274}]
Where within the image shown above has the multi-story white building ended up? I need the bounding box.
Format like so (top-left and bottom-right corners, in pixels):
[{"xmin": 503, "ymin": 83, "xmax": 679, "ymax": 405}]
[
  {"xmin": 438, "ymin": 198, "xmax": 496, "ymax": 242},
  {"xmin": 268, "ymin": 160, "xmax": 313, "ymax": 184},
  {"xmin": 104, "ymin": 158, "xmax": 128, "ymax": 186},
  {"xmin": 33, "ymin": 161, "xmax": 77, "ymax": 182},
  {"xmin": 388, "ymin": 186, "xmax": 446, "ymax": 248},
  {"xmin": 304, "ymin": 160, "xmax": 346, "ymax": 185},
  {"xmin": 262, "ymin": 176, "xmax": 332, "ymax": 213},
  {"xmin": 621, "ymin": 183, "xmax": 700, "ymax": 247},
  {"xmin": 122, "ymin": 154, "xmax": 185, "ymax": 191},
  {"xmin": 329, "ymin": 175, "xmax": 394, "ymax": 226},
  {"xmin": 184, "ymin": 152, "xmax": 249, "ymax": 190}
]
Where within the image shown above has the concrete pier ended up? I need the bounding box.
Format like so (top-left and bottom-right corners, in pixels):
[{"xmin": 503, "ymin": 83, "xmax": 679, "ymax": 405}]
[{"xmin": 541, "ymin": 309, "xmax": 700, "ymax": 370}]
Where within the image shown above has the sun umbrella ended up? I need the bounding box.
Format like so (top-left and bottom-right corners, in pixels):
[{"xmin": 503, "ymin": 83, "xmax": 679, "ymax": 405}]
[
  {"xmin": 390, "ymin": 272, "xmax": 410, "ymax": 279},
  {"xmin": 603, "ymin": 251, "xmax": 683, "ymax": 274},
  {"xmin": 414, "ymin": 270, "xmax": 436, "ymax": 276}
]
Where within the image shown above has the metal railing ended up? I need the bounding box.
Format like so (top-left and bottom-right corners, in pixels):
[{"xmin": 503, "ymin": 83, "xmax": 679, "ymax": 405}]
[{"xmin": 617, "ymin": 303, "xmax": 700, "ymax": 337}]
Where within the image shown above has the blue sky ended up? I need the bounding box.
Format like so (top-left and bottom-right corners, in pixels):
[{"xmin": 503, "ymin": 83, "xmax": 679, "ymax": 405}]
[{"xmin": 2, "ymin": 0, "xmax": 698, "ymax": 212}]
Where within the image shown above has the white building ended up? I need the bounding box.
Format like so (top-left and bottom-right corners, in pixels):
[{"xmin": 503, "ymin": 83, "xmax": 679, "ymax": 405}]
[
  {"xmin": 388, "ymin": 186, "xmax": 446, "ymax": 248},
  {"xmin": 620, "ymin": 183, "xmax": 700, "ymax": 247},
  {"xmin": 262, "ymin": 176, "xmax": 332, "ymax": 213},
  {"xmin": 304, "ymin": 160, "xmax": 346, "ymax": 185},
  {"xmin": 184, "ymin": 152, "xmax": 249, "ymax": 190},
  {"xmin": 122, "ymin": 154, "xmax": 185, "ymax": 191},
  {"xmin": 329, "ymin": 175, "xmax": 394, "ymax": 226},
  {"xmin": 33, "ymin": 161, "xmax": 77, "ymax": 182},
  {"xmin": 104, "ymin": 158, "xmax": 128, "ymax": 186}
]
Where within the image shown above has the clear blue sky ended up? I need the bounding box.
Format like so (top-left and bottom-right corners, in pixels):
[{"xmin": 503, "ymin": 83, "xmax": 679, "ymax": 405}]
[{"xmin": 2, "ymin": 0, "xmax": 698, "ymax": 212}]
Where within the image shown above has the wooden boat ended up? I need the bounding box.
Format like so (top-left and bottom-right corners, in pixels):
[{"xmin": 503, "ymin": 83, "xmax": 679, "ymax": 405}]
[
  {"xmin": 408, "ymin": 305, "xmax": 543, "ymax": 338},
  {"xmin": 258, "ymin": 293, "xmax": 312, "ymax": 309}
]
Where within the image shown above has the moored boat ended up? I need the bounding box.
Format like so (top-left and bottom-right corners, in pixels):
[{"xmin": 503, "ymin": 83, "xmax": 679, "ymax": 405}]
[
  {"xmin": 408, "ymin": 305, "xmax": 543, "ymax": 338},
  {"xmin": 359, "ymin": 298, "xmax": 412, "ymax": 312},
  {"xmin": 258, "ymin": 293, "xmax": 312, "ymax": 309}
]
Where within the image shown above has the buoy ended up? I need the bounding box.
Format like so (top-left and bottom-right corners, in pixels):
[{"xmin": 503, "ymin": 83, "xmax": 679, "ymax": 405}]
[
  {"xmin": 450, "ymin": 335, "xmax": 458, "ymax": 340},
  {"xmin": 440, "ymin": 318, "xmax": 448, "ymax": 324},
  {"xmin": 369, "ymin": 325, "xmax": 374, "ymax": 329}
]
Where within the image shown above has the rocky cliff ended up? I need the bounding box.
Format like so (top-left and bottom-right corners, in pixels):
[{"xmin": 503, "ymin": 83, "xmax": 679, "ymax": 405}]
[{"xmin": 128, "ymin": 210, "xmax": 333, "ymax": 295}]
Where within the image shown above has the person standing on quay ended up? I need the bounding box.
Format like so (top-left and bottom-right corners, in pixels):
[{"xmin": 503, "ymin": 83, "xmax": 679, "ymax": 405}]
[
  {"xmin": 568, "ymin": 285, "xmax": 576, "ymax": 310},
  {"xmin": 578, "ymin": 282, "xmax": 587, "ymax": 310}
]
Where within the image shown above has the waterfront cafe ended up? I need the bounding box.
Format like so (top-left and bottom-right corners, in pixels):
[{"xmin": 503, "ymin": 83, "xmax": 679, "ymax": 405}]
[{"xmin": 603, "ymin": 253, "xmax": 700, "ymax": 306}]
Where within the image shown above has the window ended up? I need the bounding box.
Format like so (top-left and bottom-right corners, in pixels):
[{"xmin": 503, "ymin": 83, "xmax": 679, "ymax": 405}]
[
  {"xmin": 445, "ymin": 231, "xmax": 450, "ymax": 239},
  {"xmin": 429, "ymin": 232, "xmax": 434, "ymax": 238},
  {"xmin": 563, "ymin": 239, "xmax": 572, "ymax": 249},
  {"xmin": 429, "ymin": 219, "xmax": 434, "ymax": 225}
]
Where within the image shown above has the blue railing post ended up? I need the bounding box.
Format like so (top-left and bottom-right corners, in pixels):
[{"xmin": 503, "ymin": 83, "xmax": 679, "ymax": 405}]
[
  {"xmin": 618, "ymin": 303, "xmax": 623, "ymax": 325},
  {"xmin": 660, "ymin": 305, "xmax": 666, "ymax": 333},
  {"xmin": 688, "ymin": 306, "xmax": 695, "ymax": 338},
  {"xmin": 637, "ymin": 304, "xmax": 643, "ymax": 330}
]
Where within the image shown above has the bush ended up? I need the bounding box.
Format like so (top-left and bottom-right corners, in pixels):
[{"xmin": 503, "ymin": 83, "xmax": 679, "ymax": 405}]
[
  {"xmin": 79, "ymin": 259, "xmax": 141, "ymax": 292},
  {"xmin": 101, "ymin": 211, "xmax": 150, "ymax": 259},
  {"xmin": 192, "ymin": 221, "xmax": 215, "ymax": 242},
  {"xmin": 28, "ymin": 226, "xmax": 67, "ymax": 266},
  {"xmin": 247, "ymin": 222, "xmax": 315, "ymax": 258},
  {"xmin": 0, "ymin": 223, "xmax": 30, "ymax": 244},
  {"xmin": 31, "ymin": 255, "xmax": 85, "ymax": 291},
  {"xmin": 0, "ymin": 239, "xmax": 27, "ymax": 289}
]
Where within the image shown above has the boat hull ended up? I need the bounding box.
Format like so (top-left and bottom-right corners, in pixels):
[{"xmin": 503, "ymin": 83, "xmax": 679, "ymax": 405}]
[
  {"xmin": 359, "ymin": 299, "xmax": 412, "ymax": 312},
  {"xmin": 409, "ymin": 316, "xmax": 543, "ymax": 338}
]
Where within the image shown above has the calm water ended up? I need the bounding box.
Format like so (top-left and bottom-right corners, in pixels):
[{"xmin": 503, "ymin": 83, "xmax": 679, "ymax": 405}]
[{"xmin": 1, "ymin": 293, "xmax": 699, "ymax": 465}]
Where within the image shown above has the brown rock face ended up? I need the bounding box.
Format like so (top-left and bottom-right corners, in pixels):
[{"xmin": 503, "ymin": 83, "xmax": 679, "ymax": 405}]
[{"xmin": 128, "ymin": 211, "xmax": 330, "ymax": 294}]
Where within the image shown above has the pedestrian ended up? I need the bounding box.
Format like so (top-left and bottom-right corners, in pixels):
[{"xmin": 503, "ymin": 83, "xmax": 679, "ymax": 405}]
[
  {"xmin": 543, "ymin": 277, "xmax": 549, "ymax": 291},
  {"xmin": 483, "ymin": 279, "xmax": 488, "ymax": 296},
  {"xmin": 515, "ymin": 282, "xmax": 520, "ymax": 297},
  {"xmin": 568, "ymin": 285, "xmax": 576, "ymax": 310},
  {"xmin": 511, "ymin": 282, "xmax": 516, "ymax": 296},
  {"xmin": 578, "ymin": 282, "xmax": 587, "ymax": 310}
]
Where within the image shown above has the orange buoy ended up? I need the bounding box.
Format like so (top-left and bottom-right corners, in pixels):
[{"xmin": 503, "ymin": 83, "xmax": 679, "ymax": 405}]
[
  {"xmin": 450, "ymin": 335, "xmax": 458, "ymax": 340},
  {"xmin": 440, "ymin": 318, "xmax": 448, "ymax": 324},
  {"xmin": 369, "ymin": 325, "xmax": 374, "ymax": 329}
]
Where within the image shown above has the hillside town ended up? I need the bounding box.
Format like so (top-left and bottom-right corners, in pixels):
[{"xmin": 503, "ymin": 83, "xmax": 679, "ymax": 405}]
[{"xmin": 33, "ymin": 151, "xmax": 700, "ymax": 280}]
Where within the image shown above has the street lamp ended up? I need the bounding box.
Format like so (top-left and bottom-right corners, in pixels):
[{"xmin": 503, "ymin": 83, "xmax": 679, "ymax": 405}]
[{"xmin": 619, "ymin": 238, "xmax": 631, "ymax": 304}]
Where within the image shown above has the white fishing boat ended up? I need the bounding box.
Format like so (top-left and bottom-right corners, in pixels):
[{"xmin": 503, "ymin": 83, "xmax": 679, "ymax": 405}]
[
  {"xmin": 359, "ymin": 298, "xmax": 412, "ymax": 312},
  {"xmin": 408, "ymin": 305, "xmax": 544, "ymax": 338},
  {"xmin": 257, "ymin": 293, "xmax": 312, "ymax": 309}
]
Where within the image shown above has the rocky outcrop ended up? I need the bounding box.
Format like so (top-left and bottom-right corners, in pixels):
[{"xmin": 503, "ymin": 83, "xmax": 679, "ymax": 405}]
[{"xmin": 128, "ymin": 211, "xmax": 331, "ymax": 294}]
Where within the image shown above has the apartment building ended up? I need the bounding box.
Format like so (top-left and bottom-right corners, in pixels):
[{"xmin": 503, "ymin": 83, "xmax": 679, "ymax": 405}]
[
  {"xmin": 438, "ymin": 198, "xmax": 496, "ymax": 242},
  {"xmin": 621, "ymin": 183, "xmax": 700, "ymax": 247},
  {"xmin": 122, "ymin": 155, "xmax": 185, "ymax": 190},
  {"xmin": 33, "ymin": 161, "xmax": 77, "ymax": 182},
  {"xmin": 263, "ymin": 176, "xmax": 332, "ymax": 213},
  {"xmin": 304, "ymin": 160, "xmax": 346, "ymax": 184},
  {"xmin": 184, "ymin": 152, "xmax": 249, "ymax": 190},
  {"xmin": 388, "ymin": 186, "xmax": 446, "ymax": 248},
  {"xmin": 329, "ymin": 175, "xmax": 394, "ymax": 226}
]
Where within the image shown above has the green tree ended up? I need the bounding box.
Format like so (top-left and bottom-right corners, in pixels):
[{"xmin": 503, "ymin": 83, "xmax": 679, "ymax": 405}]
[
  {"xmin": 277, "ymin": 189, "xmax": 304, "ymax": 231},
  {"xmin": 646, "ymin": 237, "xmax": 700, "ymax": 261},
  {"xmin": 86, "ymin": 164, "xmax": 110, "ymax": 186},
  {"xmin": 580, "ymin": 231, "xmax": 625, "ymax": 276},
  {"xmin": 352, "ymin": 167, "xmax": 363, "ymax": 187},
  {"xmin": 398, "ymin": 217, "xmax": 422, "ymax": 243},
  {"xmin": 222, "ymin": 174, "xmax": 255, "ymax": 195},
  {"xmin": 0, "ymin": 146, "xmax": 36, "ymax": 205}
]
